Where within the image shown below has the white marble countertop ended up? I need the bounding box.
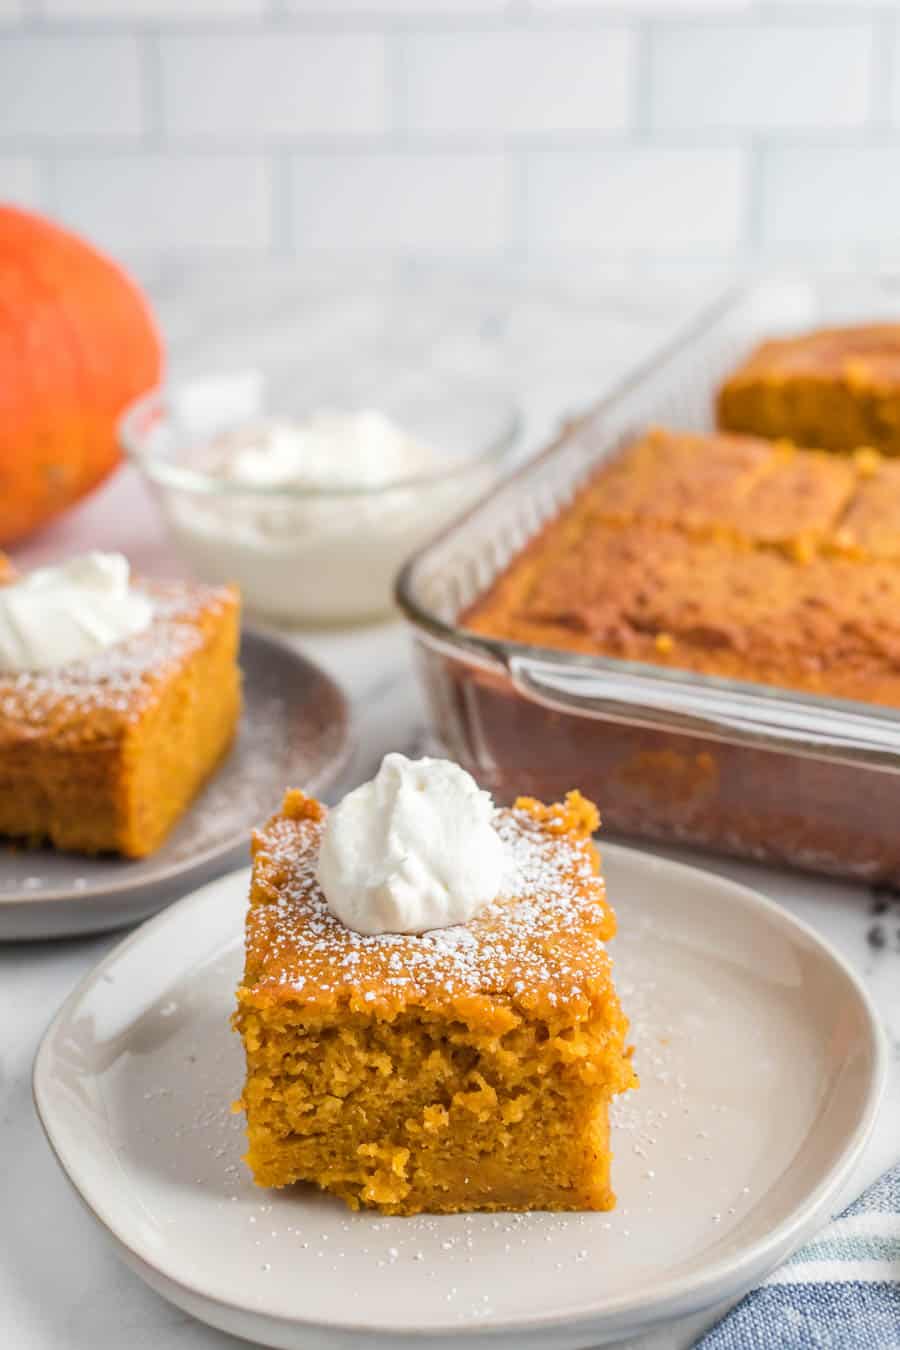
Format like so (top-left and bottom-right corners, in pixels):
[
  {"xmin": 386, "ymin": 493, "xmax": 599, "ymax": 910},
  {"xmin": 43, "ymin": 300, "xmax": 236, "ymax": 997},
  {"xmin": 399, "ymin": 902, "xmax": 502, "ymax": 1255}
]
[{"xmin": 2, "ymin": 270, "xmax": 898, "ymax": 1350}]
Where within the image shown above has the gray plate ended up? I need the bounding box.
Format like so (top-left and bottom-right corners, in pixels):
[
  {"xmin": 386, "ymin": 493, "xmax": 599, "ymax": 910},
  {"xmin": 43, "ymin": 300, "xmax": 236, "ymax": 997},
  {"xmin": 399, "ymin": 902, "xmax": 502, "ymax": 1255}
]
[
  {"xmin": 0, "ymin": 629, "xmax": 351, "ymax": 941},
  {"xmin": 33, "ymin": 850, "xmax": 886, "ymax": 1348}
]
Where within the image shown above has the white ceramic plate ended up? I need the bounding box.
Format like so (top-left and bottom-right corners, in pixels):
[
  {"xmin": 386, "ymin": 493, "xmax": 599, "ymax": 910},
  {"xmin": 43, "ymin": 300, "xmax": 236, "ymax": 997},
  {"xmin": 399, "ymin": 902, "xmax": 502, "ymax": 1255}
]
[
  {"xmin": 34, "ymin": 847, "xmax": 887, "ymax": 1350},
  {"xmin": 0, "ymin": 630, "xmax": 350, "ymax": 940}
]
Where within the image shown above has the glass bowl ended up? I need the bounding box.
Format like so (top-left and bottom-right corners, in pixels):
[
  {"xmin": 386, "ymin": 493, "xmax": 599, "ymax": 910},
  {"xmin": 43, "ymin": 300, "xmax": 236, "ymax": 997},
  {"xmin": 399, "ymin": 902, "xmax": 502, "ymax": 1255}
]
[{"xmin": 120, "ymin": 363, "xmax": 520, "ymax": 625}]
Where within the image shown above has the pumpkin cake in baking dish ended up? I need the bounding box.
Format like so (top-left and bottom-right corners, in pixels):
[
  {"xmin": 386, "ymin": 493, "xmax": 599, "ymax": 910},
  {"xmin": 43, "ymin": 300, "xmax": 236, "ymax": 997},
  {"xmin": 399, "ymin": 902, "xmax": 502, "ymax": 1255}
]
[
  {"xmin": 234, "ymin": 786, "xmax": 636, "ymax": 1216},
  {"xmin": 463, "ymin": 426, "xmax": 900, "ymax": 706},
  {"xmin": 0, "ymin": 572, "xmax": 240, "ymax": 858}
]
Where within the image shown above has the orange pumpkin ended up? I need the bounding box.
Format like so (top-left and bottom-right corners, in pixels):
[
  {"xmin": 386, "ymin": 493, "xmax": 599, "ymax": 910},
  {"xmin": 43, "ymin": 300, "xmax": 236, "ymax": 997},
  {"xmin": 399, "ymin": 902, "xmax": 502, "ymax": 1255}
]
[{"xmin": 0, "ymin": 207, "xmax": 163, "ymax": 545}]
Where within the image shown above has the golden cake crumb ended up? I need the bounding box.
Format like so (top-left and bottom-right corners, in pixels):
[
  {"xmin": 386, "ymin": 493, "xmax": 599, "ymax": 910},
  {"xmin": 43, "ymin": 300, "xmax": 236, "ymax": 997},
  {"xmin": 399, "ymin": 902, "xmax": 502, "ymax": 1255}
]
[
  {"xmin": 0, "ymin": 579, "xmax": 240, "ymax": 857},
  {"xmin": 462, "ymin": 426, "xmax": 900, "ymax": 708},
  {"xmin": 718, "ymin": 324, "xmax": 900, "ymax": 456},
  {"xmin": 234, "ymin": 788, "xmax": 636, "ymax": 1215}
]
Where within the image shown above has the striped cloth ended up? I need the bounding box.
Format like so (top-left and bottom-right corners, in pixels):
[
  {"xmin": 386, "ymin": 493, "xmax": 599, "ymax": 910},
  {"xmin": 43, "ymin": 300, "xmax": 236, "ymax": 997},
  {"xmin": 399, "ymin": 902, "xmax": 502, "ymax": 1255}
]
[{"xmin": 696, "ymin": 1163, "xmax": 900, "ymax": 1350}]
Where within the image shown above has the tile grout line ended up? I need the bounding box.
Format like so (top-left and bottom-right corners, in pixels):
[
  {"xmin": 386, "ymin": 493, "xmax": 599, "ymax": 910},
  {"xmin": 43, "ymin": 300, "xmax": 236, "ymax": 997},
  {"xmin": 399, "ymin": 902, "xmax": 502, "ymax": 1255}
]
[
  {"xmin": 140, "ymin": 27, "xmax": 164, "ymax": 150},
  {"xmin": 385, "ymin": 27, "xmax": 407, "ymax": 144},
  {"xmin": 507, "ymin": 149, "xmax": 529, "ymax": 267},
  {"xmin": 630, "ymin": 19, "xmax": 653, "ymax": 144},
  {"xmin": 868, "ymin": 9, "xmax": 897, "ymax": 129},
  {"xmin": 272, "ymin": 150, "xmax": 294, "ymax": 258}
]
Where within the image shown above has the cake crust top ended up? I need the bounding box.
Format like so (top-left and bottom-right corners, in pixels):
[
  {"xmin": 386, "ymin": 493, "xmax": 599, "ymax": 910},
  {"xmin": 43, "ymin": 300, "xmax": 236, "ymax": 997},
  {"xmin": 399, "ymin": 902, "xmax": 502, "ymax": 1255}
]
[
  {"xmin": 238, "ymin": 789, "xmax": 616, "ymax": 1023},
  {"xmin": 0, "ymin": 579, "xmax": 237, "ymax": 750},
  {"xmin": 722, "ymin": 324, "xmax": 900, "ymax": 390},
  {"xmin": 461, "ymin": 427, "xmax": 900, "ymax": 707}
]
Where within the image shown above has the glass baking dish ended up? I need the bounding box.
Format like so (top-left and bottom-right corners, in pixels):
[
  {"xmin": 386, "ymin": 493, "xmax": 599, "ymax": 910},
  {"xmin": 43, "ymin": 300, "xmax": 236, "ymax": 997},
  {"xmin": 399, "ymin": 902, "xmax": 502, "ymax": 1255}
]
[{"xmin": 397, "ymin": 277, "xmax": 900, "ymax": 883}]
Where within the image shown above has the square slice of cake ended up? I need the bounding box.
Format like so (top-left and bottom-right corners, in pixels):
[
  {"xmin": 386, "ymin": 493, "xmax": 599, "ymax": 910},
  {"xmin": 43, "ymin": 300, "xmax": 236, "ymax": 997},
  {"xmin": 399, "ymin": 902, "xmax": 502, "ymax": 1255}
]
[
  {"xmin": 717, "ymin": 324, "xmax": 900, "ymax": 456},
  {"xmin": 0, "ymin": 577, "xmax": 240, "ymax": 857},
  {"xmin": 577, "ymin": 426, "xmax": 856, "ymax": 554},
  {"xmin": 234, "ymin": 786, "xmax": 636, "ymax": 1216}
]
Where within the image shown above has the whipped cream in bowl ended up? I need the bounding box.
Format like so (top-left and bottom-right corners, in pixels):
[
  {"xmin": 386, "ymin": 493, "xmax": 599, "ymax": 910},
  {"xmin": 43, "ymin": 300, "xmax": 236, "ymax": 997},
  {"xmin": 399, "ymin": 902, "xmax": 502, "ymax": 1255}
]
[
  {"xmin": 316, "ymin": 753, "xmax": 508, "ymax": 936},
  {"xmin": 0, "ymin": 552, "xmax": 152, "ymax": 673},
  {"xmin": 121, "ymin": 365, "xmax": 519, "ymax": 625},
  {"xmin": 218, "ymin": 410, "xmax": 433, "ymax": 492}
]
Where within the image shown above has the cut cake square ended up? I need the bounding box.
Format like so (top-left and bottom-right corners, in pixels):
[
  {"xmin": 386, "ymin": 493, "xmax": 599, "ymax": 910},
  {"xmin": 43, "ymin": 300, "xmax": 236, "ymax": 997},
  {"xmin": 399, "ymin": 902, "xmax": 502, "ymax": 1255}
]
[
  {"xmin": 235, "ymin": 787, "xmax": 636, "ymax": 1216},
  {"xmin": 717, "ymin": 324, "xmax": 900, "ymax": 456},
  {"xmin": 0, "ymin": 578, "xmax": 240, "ymax": 857}
]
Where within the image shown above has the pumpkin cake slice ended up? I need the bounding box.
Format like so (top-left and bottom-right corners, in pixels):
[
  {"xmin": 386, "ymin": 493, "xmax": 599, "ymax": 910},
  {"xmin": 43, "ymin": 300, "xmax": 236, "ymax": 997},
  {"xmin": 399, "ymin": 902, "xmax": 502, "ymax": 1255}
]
[
  {"xmin": 717, "ymin": 324, "xmax": 900, "ymax": 456},
  {"xmin": 234, "ymin": 784, "xmax": 636, "ymax": 1216},
  {"xmin": 0, "ymin": 566, "xmax": 240, "ymax": 858}
]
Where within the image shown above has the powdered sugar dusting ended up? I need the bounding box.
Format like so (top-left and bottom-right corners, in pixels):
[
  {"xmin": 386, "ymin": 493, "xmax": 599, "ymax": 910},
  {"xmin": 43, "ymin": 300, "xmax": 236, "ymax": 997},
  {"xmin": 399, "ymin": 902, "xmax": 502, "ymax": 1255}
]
[
  {"xmin": 0, "ymin": 631, "xmax": 350, "ymax": 913},
  {"xmin": 0, "ymin": 581, "xmax": 230, "ymax": 733},
  {"xmin": 246, "ymin": 804, "xmax": 613, "ymax": 1005}
]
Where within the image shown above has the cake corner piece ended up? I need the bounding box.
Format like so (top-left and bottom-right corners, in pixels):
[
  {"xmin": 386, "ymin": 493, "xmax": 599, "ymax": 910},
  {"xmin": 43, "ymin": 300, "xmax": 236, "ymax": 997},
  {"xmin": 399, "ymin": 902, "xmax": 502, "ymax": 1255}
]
[
  {"xmin": 717, "ymin": 324, "xmax": 900, "ymax": 457},
  {"xmin": 0, "ymin": 575, "xmax": 241, "ymax": 858},
  {"xmin": 234, "ymin": 773, "xmax": 636, "ymax": 1217}
]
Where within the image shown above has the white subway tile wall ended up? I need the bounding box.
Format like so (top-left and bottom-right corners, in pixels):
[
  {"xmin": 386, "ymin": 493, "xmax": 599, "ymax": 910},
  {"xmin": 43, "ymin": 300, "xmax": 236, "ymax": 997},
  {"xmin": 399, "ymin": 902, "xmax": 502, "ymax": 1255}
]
[
  {"xmin": 289, "ymin": 151, "xmax": 509, "ymax": 253},
  {"xmin": 160, "ymin": 33, "xmax": 388, "ymax": 138},
  {"xmin": 44, "ymin": 0, "xmax": 264, "ymax": 16},
  {"xmin": 54, "ymin": 155, "xmax": 273, "ymax": 252},
  {"xmin": 761, "ymin": 146, "xmax": 900, "ymax": 247},
  {"xmin": 0, "ymin": 156, "xmax": 40, "ymax": 206},
  {"xmin": 527, "ymin": 148, "xmax": 745, "ymax": 249},
  {"xmin": 646, "ymin": 23, "xmax": 874, "ymax": 130},
  {"xmin": 0, "ymin": 35, "xmax": 143, "ymax": 141},
  {"xmin": 0, "ymin": 0, "xmax": 898, "ymax": 270},
  {"xmin": 402, "ymin": 30, "xmax": 634, "ymax": 135}
]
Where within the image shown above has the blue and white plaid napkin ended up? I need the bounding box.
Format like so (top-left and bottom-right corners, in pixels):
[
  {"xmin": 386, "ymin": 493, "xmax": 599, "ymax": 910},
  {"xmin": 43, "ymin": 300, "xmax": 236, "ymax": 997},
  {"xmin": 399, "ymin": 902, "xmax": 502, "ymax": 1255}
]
[{"xmin": 696, "ymin": 1163, "xmax": 900, "ymax": 1349}]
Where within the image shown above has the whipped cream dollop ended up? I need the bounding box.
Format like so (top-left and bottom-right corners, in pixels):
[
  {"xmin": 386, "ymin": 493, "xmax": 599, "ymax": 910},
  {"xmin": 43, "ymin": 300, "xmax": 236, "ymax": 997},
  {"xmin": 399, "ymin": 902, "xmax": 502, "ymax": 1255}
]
[
  {"xmin": 316, "ymin": 754, "xmax": 508, "ymax": 936},
  {"xmin": 216, "ymin": 409, "xmax": 435, "ymax": 492},
  {"xmin": 0, "ymin": 552, "xmax": 153, "ymax": 673}
]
